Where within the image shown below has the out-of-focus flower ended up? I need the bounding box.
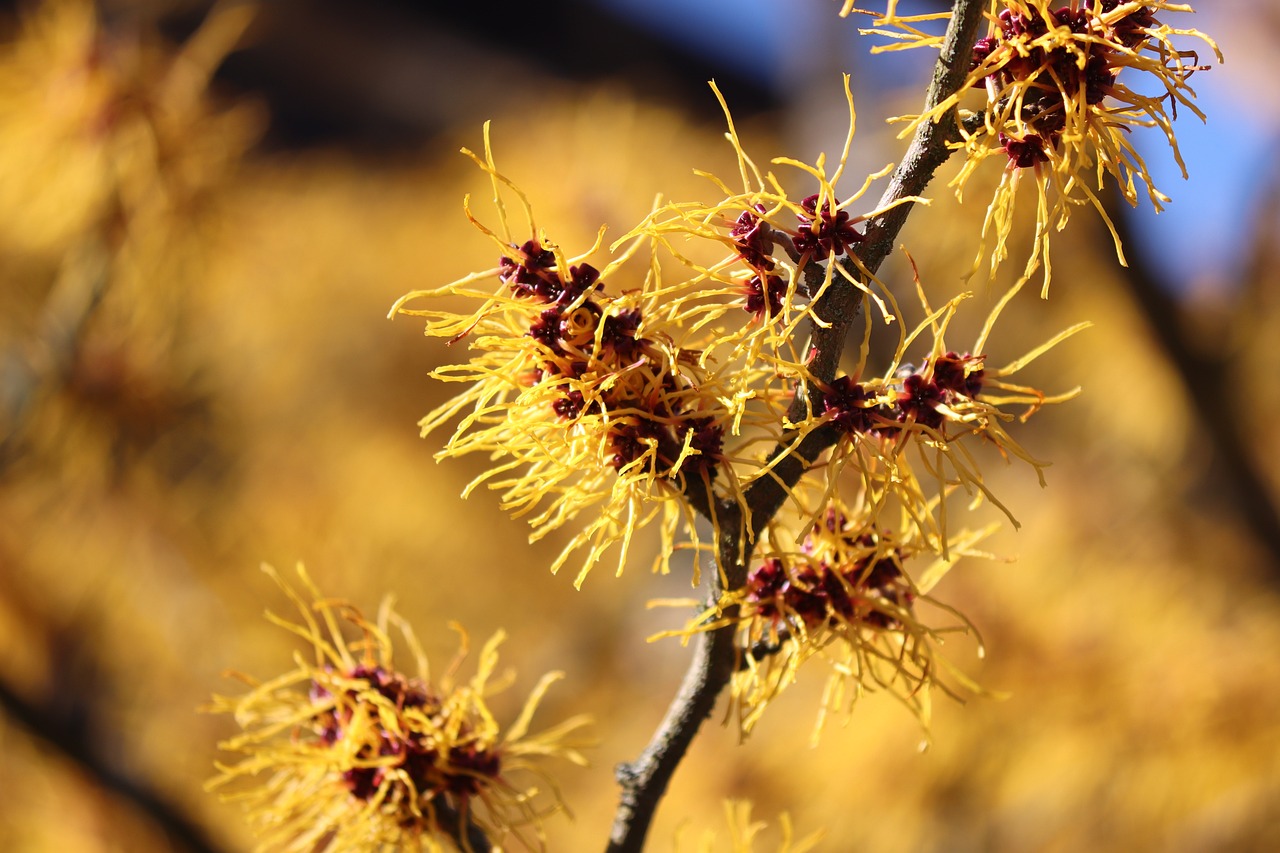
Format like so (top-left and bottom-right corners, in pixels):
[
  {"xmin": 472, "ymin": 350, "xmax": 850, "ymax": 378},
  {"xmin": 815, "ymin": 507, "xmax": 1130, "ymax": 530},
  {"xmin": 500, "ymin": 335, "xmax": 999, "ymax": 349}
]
[
  {"xmin": 0, "ymin": 0, "xmax": 261, "ymax": 257},
  {"xmin": 661, "ymin": 493, "xmax": 994, "ymax": 740},
  {"xmin": 864, "ymin": 1, "xmax": 1220, "ymax": 293},
  {"xmin": 0, "ymin": 0, "xmax": 262, "ymax": 515},
  {"xmin": 207, "ymin": 566, "xmax": 591, "ymax": 852},
  {"xmin": 673, "ymin": 800, "xmax": 824, "ymax": 852}
]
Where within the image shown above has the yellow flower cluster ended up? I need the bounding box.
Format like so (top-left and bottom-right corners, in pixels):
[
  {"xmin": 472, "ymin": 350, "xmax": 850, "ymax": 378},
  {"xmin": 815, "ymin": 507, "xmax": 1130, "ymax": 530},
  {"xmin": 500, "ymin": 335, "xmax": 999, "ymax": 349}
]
[
  {"xmin": 207, "ymin": 566, "xmax": 591, "ymax": 852},
  {"xmin": 861, "ymin": 0, "xmax": 1220, "ymax": 292},
  {"xmin": 395, "ymin": 72, "xmax": 1082, "ymax": 737},
  {"xmin": 799, "ymin": 273, "xmax": 1087, "ymax": 545},
  {"xmin": 393, "ymin": 78, "xmax": 921, "ymax": 586},
  {"xmin": 397, "ymin": 91, "xmax": 883, "ymax": 584},
  {"xmin": 661, "ymin": 488, "xmax": 996, "ymax": 740},
  {"xmin": 393, "ymin": 131, "xmax": 754, "ymax": 586}
]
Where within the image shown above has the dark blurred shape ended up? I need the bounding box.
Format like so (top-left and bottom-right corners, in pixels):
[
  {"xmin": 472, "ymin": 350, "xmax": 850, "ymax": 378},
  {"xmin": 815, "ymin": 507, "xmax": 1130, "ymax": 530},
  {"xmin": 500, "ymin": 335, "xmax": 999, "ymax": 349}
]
[
  {"xmin": 130, "ymin": 0, "xmax": 780, "ymax": 151},
  {"xmin": 0, "ymin": 675, "xmax": 229, "ymax": 853}
]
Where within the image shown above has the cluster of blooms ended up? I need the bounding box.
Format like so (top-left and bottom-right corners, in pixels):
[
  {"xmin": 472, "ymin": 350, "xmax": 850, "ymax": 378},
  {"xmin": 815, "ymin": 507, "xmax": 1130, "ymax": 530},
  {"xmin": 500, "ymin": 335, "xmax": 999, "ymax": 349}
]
[
  {"xmin": 207, "ymin": 566, "xmax": 591, "ymax": 852},
  {"xmin": 395, "ymin": 76, "xmax": 1085, "ymax": 734},
  {"xmin": 392, "ymin": 127, "xmax": 783, "ymax": 587},
  {"xmin": 500, "ymin": 238, "xmax": 726, "ymax": 484},
  {"xmin": 666, "ymin": 492, "xmax": 995, "ymax": 738},
  {"xmin": 393, "ymin": 81, "xmax": 951, "ymax": 587},
  {"xmin": 804, "ymin": 278, "xmax": 1087, "ymax": 544},
  {"xmin": 627, "ymin": 76, "xmax": 905, "ymax": 340},
  {"xmin": 853, "ymin": 0, "xmax": 1220, "ymax": 291},
  {"xmin": 825, "ymin": 348, "xmax": 986, "ymax": 436}
]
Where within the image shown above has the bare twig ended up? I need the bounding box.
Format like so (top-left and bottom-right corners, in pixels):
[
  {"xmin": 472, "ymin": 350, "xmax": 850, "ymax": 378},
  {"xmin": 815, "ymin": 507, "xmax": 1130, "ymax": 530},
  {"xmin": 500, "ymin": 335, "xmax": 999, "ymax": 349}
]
[
  {"xmin": 604, "ymin": 502, "xmax": 743, "ymax": 853},
  {"xmin": 604, "ymin": 2, "xmax": 986, "ymax": 849}
]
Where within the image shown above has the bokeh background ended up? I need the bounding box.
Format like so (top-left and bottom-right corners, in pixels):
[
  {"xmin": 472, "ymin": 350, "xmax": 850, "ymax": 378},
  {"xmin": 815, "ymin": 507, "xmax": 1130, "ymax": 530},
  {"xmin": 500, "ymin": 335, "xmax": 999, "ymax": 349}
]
[{"xmin": 1, "ymin": 0, "xmax": 1278, "ymax": 850}]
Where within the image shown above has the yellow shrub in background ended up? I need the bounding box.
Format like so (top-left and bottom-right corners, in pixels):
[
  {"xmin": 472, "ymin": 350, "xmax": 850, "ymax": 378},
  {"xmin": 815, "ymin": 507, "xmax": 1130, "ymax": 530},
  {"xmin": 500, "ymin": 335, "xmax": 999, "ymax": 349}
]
[{"xmin": 0, "ymin": 1, "xmax": 1277, "ymax": 851}]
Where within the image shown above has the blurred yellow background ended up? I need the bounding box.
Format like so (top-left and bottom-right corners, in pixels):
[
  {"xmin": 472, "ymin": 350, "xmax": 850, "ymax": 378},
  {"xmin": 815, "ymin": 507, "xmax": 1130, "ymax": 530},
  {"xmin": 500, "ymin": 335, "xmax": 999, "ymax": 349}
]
[{"xmin": 1, "ymin": 1, "xmax": 1277, "ymax": 850}]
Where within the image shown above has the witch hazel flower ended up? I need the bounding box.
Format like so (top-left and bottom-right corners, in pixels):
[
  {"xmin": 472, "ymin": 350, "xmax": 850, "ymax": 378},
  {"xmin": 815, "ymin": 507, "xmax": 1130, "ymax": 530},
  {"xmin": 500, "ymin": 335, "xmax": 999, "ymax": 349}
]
[
  {"xmin": 632, "ymin": 74, "xmax": 927, "ymax": 313},
  {"xmin": 391, "ymin": 127, "xmax": 750, "ymax": 586},
  {"xmin": 206, "ymin": 565, "xmax": 591, "ymax": 852},
  {"xmin": 869, "ymin": 0, "xmax": 1221, "ymax": 293},
  {"xmin": 803, "ymin": 267, "xmax": 1087, "ymax": 548},
  {"xmin": 658, "ymin": 493, "xmax": 995, "ymax": 740},
  {"xmin": 393, "ymin": 89, "xmax": 929, "ymax": 587},
  {"xmin": 616, "ymin": 75, "xmax": 927, "ymax": 440}
]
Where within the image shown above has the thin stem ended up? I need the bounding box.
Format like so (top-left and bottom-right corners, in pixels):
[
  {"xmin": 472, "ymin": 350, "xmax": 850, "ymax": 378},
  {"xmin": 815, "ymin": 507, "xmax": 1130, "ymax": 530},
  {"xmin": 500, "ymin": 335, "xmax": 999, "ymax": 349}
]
[
  {"xmin": 606, "ymin": 500, "xmax": 742, "ymax": 853},
  {"xmin": 743, "ymin": 0, "xmax": 986, "ymax": 521},
  {"xmin": 746, "ymin": 0, "xmax": 987, "ymax": 520},
  {"xmin": 604, "ymin": 2, "xmax": 986, "ymax": 849},
  {"xmin": 435, "ymin": 800, "xmax": 494, "ymax": 852}
]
